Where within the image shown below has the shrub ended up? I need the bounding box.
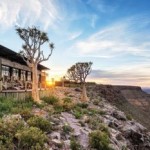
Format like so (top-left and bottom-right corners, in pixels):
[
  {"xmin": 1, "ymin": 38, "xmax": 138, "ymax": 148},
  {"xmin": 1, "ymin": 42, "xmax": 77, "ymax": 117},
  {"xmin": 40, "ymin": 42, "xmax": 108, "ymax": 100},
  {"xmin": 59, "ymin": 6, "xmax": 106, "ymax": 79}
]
[
  {"xmin": 42, "ymin": 96, "xmax": 59, "ymax": 105},
  {"xmin": 70, "ymin": 137, "xmax": 81, "ymax": 150},
  {"xmin": 12, "ymin": 108, "xmax": 33, "ymax": 121},
  {"xmin": 74, "ymin": 111, "xmax": 83, "ymax": 119},
  {"xmin": 62, "ymin": 97, "xmax": 74, "ymax": 111},
  {"xmin": 87, "ymin": 108, "xmax": 106, "ymax": 116},
  {"xmin": 20, "ymin": 109, "xmax": 33, "ymax": 121},
  {"xmin": 72, "ymin": 105, "xmax": 83, "ymax": 119},
  {"xmin": 63, "ymin": 97, "xmax": 72, "ymax": 104},
  {"xmin": 0, "ymin": 115, "xmax": 26, "ymax": 149},
  {"xmin": 87, "ymin": 116, "xmax": 102, "ymax": 130},
  {"xmin": 15, "ymin": 127, "xmax": 48, "ymax": 150},
  {"xmin": 44, "ymin": 106, "xmax": 55, "ymax": 115},
  {"xmin": 0, "ymin": 97, "xmax": 14, "ymax": 117},
  {"xmin": 126, "ymin": 114, "xmax": 132, "ymax": 120},
  {"xmin": 14, "ymin": 96, "xmax": 36, "ymax": 109},
  {"xmin": 62, "ymin": 124, "xmax": 72, "ymax": 134},
  {"xmin": 89, "ymin": 130, "xmax": 111, "ymax": 150},
  {"xmin": 98, "ymin": 123, "xmax": 109, "ymax": 135},
  {"xmin": 87, "ymin": 108, "xmax": 98, "ymax": 116},
  {"xmin": 0, "ymin": 136, "xmax": 15, "ymax": 150},
  {"xmin": 76, "ymin": 103, "xmax": 88, "ymax": 108},
  {"xmin": 53, "ymin": 104, "xmax": 64, "ymax": 114},
  {"xmin": 0, "ymin": 97, "xmax": 35, "ymax": 118},
  {"xmin": 27, "ymin": 116, "xmax": 52, "ymax": 133},
  {"xmin": 98, "ymin": 110, "xmax": 106, "ymax": 116},
  {"xmin": 0, "ymin": 115, "xmax": 25, "ymax": 137}
]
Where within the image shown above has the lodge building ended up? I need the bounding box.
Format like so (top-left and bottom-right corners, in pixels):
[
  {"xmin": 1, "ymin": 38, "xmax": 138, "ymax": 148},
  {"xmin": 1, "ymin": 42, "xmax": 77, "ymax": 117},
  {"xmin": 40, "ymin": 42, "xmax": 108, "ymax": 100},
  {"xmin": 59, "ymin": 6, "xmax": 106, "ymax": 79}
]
[{"xmin": 0, "ymin": 45, "xmax": 49, "ymax": 91}]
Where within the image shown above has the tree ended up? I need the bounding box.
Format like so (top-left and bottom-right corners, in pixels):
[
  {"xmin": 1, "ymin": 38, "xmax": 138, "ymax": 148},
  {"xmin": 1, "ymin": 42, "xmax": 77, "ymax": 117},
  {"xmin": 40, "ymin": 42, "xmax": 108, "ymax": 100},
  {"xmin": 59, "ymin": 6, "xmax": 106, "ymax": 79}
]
[
  {"xmin": 16, "ymin": 26, "xmax": 54, "ymax": 103},
  {"xmin": 67, "ymin": 62, "xmax": 92, "ymax": 101}
]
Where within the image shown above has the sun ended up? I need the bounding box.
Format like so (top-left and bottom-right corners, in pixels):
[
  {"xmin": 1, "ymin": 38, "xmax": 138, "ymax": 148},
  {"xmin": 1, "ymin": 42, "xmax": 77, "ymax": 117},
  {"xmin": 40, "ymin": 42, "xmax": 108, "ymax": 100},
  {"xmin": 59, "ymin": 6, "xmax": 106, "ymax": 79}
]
[
  {"xmin": 46, "ymin": 80, "xmax": 53, "ymax": 86},
  {"xmin": 46, "ymin": 77, "xmax": 56, "ymax": 87}
]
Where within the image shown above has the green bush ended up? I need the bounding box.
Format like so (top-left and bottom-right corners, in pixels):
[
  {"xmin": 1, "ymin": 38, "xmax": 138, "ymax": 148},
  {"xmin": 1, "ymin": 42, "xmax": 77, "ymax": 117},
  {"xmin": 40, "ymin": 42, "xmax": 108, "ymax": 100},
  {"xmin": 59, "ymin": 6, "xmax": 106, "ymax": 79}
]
[
  {"xmin": 0, "ymin": 97, "xmax": 14, "ymax": 117},
  {"xmin": 15, "ymin": 127, "xmax": 48, "ymax": 150},
  {"xmin": 89, "ymin": 130, "xmax": 111, "ymax": 150},
  {"xmin": 20, "ymin": 109, "xmax": 33, "ymax": 121},
  {"xmin": 87, "ymin": 116, "xmax": 102, "ymax": 130},
  {"xmin": 126, "ymin": 114, "xmax": 132, "ymax": 120},
  {"xmin": 42, "ymin": 96, "xmax": 59, "ymax": 105},
  {"xmin": 74, "ymin": 111, "xmax": 83, "ymax": 119},
  {"xmin": 62, "ymin": 97, "xmax": 72, "ymax": 104},
  {"xmin": 53, "ymin": 104, "xmax": 64, "ymax": 114},
  {"xmin": 70, "ymin": 137, "xmax": 81, "ymax": 150},
  {"xmin": 0, "ymin": 115, "xmax": 25, "ymax": 137},
  {"xmin": 76, "ymin": 102, "xmax": 88, "ymax": 108},
  {"xmin": 62, "ymin": 124, "xmax": 72, "ymax": 134},
  {"xmin": 0, "ymin": 136, "xmax": 15, "ymax": 150},
  {"xmin": 98, "ymin": 124, "xmax": 109, "ymax": 135},
  {"xmin": 0, "ymin": 97, "xmax": 35, "ymax": 118},
  {"xmin": 87, "ymin": 108, "xmax": 98, "ymax": 116},
  {"xmin": 62, "ymin": 97, "xmax": 74, "ymax": 111},
  {"xmin": 0, "ymin": 115, "xmax": 26, "ymax": 149},
  {"xmin": 98, "ymin": 110, "xmax": 106, "ymax": 116},
  {"xmin": 44, "ymin": 106, "xmax": 55, "ymax": 115},
  {"xmin": 27, "ymin": 116, "xmax": 52, "ymax": 133}
]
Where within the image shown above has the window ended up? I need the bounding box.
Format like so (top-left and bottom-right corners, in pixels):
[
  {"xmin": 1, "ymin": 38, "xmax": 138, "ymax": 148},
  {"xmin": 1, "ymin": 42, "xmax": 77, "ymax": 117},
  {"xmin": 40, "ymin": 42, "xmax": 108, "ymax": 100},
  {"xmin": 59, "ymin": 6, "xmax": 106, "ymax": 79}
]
[
  {"xmin": 21, "ymin": 70, "xmax": 26, "ymax": 81},
  {"xmin": 2, "ymin": 65, "xmax": 10, "ymax": 77},
  {"xmin": 27, "ymin": 72, "xmax": 31, "ymax": 81},
  {"xmin": 13, "ymin": 68, "xmax": 19, "ymax": 80}
]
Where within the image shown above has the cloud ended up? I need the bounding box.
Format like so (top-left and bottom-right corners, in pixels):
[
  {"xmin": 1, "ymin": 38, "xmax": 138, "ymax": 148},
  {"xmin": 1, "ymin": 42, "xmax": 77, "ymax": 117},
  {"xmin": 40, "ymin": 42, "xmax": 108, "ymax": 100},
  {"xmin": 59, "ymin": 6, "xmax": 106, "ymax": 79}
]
[
  {"xmin": 87, "ymin": 0, "xmax": 118, "ymax": 13},
  {"xmin": 68, "ymin": 31, "xmax": 82, "ymax": 40},
  {"xmin": 91, "ymin": 14, "xmax": 99, "ymax": 28},
  {"xmin": 88, "ymin": 63, "xmax": 150, "ymax": 87},
  {"xmin": 71, "ymin": 15, "xmax": 150, "ymax": 58},
  {"xmin": 0, "ymin": 0, "xmax": 61, "ymax": 30}
]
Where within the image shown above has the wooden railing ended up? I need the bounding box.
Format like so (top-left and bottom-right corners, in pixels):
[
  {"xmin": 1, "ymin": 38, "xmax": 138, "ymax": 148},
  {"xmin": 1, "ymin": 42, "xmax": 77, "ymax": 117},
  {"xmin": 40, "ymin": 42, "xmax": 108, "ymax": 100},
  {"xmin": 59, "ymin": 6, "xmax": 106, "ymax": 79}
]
[{"xmin": 0, "ymin": 89, "xmax": 52, "ymax": 100}]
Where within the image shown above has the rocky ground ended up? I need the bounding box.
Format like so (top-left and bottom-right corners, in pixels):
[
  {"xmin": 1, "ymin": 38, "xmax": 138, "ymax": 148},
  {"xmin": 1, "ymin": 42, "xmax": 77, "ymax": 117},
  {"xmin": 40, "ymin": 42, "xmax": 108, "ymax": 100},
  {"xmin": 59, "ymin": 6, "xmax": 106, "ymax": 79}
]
[
  {"xmin": 1, "ymin": 86, "xmax": 150, "ymax": 150},
  {"xmin": 32, "ymin": 87, "xmax": 150, "ymax": 149},
  {"xmin": 87, "ymin": 84, "xmax": 150, "ymax": 130}
]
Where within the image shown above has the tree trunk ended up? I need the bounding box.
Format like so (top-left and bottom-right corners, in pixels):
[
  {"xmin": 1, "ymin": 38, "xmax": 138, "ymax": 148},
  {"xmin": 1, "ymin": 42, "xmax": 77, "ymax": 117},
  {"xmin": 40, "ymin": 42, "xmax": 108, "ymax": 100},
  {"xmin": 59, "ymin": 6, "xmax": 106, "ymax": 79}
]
[
  {"xmin": 81, "ymin": 83, "xmax": 89, "ymax": 102},
  {"xmin": 32, "ymin": 63, "xmax": 40, "ymax": 103},
  {"xmin": 62, "ymin": 78, "xmax": 64, "ymax": 88}
]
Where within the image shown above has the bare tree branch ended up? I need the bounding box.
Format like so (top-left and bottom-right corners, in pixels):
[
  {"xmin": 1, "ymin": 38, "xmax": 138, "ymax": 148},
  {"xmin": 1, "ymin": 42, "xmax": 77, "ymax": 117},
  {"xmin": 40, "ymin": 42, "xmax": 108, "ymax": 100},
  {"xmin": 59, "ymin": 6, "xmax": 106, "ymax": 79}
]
[
  {"xmin": 16, "ymin": 26, "xmax": 54, "ymax": 67},
  {"xmin": 67, "ymin": 62, "xmax": 92, "ymax": 84}
]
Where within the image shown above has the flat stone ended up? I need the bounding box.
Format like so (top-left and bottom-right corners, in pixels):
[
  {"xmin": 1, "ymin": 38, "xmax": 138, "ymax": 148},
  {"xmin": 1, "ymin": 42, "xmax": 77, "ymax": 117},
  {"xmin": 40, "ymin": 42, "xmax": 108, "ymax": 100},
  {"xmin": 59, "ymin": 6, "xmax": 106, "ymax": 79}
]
[
  {"xmin": 50, "ymin": 132, "xmax": 61, "ymax": 140},
  {"xmin": 52, "ymin": 139, "xmax": 62, "ymax": 145}
]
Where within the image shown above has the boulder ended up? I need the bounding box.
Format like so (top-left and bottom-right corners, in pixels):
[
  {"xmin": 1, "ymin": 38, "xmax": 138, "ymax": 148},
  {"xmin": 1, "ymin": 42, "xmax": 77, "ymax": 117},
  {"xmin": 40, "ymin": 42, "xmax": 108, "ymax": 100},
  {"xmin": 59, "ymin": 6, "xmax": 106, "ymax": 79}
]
[
  {"xmin": 75, "ymin": 88, "xmax": 81, "ymax": 92},
  {"xmin": 112, "ymin": 110, "xmax": 127, "ymax": 121}
]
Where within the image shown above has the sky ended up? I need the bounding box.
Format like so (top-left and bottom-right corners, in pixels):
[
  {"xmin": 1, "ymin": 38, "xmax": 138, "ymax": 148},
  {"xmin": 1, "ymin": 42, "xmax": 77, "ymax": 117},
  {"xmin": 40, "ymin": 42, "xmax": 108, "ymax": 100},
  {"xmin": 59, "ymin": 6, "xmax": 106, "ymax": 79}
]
[{"xmin": 0, "ymin": 0, "xmax": 150, "ymax": 87}]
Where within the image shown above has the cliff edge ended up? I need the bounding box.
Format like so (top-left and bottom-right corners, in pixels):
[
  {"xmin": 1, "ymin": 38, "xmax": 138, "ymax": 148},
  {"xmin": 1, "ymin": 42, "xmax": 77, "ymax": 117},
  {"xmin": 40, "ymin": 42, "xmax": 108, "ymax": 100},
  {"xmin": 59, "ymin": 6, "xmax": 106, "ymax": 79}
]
[{"xmin": 87, "ymin": 84, "xmax": 150, "ymax": 130}]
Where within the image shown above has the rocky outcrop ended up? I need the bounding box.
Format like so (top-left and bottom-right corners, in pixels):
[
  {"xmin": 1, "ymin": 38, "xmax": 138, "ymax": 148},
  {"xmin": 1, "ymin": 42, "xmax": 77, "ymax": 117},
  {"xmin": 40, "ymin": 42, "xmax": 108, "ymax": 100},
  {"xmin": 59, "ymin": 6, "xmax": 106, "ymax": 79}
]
[
  {"xmin": 61, "ymin": 112, "xmax": 91, "ymax": 149},
  {"xmin": 87, "ymin": 84, "xmax": 150, "ymax": 130},
  {"xmin": 94, "ymin": 100, "xmax": 150, "ymax": 150}
]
